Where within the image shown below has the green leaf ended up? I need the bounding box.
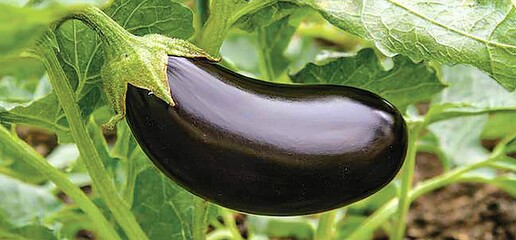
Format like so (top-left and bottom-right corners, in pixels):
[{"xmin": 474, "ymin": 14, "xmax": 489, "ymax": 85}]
[
  {"xmin": 291, "ymin": 48, "xmax": 443, "ymax": 111},
  {"xmin": 481, "ymin": 112, "xmax": 516, "ymax": 139},
  {"xmin": 428, "ymin": 65, "xmax": 516, "ymax": 122},
  {"xmin": 0, "ymin": 94, "xmax": 72, "ymax": 142},
  {"xmin": 0, "ymin": 3, "xmax": 68, "ymax": 59},
  {"xmin": 235, "ymin": 2, "xmax": 299, "ymax": 32},
  {"xmin": 131, "ymin": 168, "xmax": 198, "ymax": 239},
  {"xmin": 7, "ymin": 225, "xmax": 57, "ymax": 240},
  {"xmin": 105, "ymin": 0, "xmax": 194, "ymax": 38},
  {"xmin": 303, "ymin": 0, "xmax": 516, "ymax": 90},
  {"xmin": 257, "ymin": 15, "xmax": 298, "ymax": 81},
  {"xmin": 0, "ymin": 175, "xmax": 61, "ymax": 226},
  {"xmin": 428, "ymin": 115, "xmax": 489, "ymax": 166}
]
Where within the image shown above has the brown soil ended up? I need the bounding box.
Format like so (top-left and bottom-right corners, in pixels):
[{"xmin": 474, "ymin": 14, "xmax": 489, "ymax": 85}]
[
  {"xmin": 405, "ymin": 153, "xmax": 516, "ymax": 240},
  {"xmin": 407, "ymin": 183, "xmax": 516, "ymax": 240},
  {"xmin": 16, "ymin": 125, "xmax": 58, "ymax": 157}
]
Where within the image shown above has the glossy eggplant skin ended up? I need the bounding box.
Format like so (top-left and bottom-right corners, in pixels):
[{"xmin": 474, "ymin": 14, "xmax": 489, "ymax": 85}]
[{"xmin": 125, "ymin": 56, "xmax": 408, "ymax": 216}]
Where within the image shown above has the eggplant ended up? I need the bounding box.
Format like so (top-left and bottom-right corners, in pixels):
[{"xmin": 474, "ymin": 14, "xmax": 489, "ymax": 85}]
[{"xmin": 125, "ymin": 56, "xmax": 408, "ymax": 216}]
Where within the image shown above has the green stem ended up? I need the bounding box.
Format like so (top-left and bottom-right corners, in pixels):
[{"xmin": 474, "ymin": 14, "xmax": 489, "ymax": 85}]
[
  {"xmin": 297, "ymin": 22, "xmax": 365, "ymax": 50},
  {"xmin": 0, "ymin": 125, "xmax": 120, "ymax": 240},
  {"xmin": 36, "ymin": 33, "xmax": 148, "ymax": 240},
  {"xmin": 194, "ymin": 1, "xmax": 234, "ymax": 57},
  {"xmin": 67, "ymin": 7, "xmax": 136, "ymax": 60},
  {"xmin": 347, "ymin": 150, "xmax": 507, "ymax": 240},
  {"xmin": 393, "ymin": 123, "xmax": 422, "ymax": 240},
  {"xmin": 123, "ymin": 157, "xmax": 137, "ymax": 206},
  {"xmin": 315, "ymin": 211, "xmax": 337, "ymax": 240},
  {"xmin": 196, "ymin": 0, "xmax": 209, "ymax": 27},
  {"xmin": 193, "ymin": 198, "xmax": 208, "ymax": 240},
  {"xmin": 194, "ymin": 0, "xmax": 278, "ymax": 57},
  {"xmin": 210, "ymin": 219, "xmax": 225, "ymax": 229},
  {"xmin": 257, "ymin": 27, "xmax": 275, "ymax": 81},
  {"xmin": 206, "ymin": 229, "xmax": 234, "ymax": 240},
  {"xmin": 222, "ymin": 209, "xmax": 243, "ymax": 240}
]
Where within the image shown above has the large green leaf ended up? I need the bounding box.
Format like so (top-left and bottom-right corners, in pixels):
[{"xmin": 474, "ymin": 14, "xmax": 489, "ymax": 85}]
[
  {"xmin": 301, "ymin": 0, "xmax": 516, "ymax": 90},
  {"xmin": 291, "ymin": 48, "xmax": 443, "ymax": 111},
  {"xmin": 428, "ymin": 64, "xmax": 516, "ymax": 122},
  {"xmin": 131, "ymin": 168, "xmax": 198, "ymax": 240},
  {"xmin": 105, "ymin": 0, "xmax": 194, "ymax": 38}
]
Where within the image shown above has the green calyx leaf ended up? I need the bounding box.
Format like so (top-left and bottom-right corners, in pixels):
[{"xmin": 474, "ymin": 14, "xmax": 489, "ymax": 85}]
[{"xmin": 68, "ymin": 7, "xmax": 216, "ymax": 130}]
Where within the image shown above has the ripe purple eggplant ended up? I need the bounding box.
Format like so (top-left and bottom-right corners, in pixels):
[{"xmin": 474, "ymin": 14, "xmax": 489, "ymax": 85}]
[{"xmin": 125, "ymin": 56, "xmax": 408, "ymax": 216}]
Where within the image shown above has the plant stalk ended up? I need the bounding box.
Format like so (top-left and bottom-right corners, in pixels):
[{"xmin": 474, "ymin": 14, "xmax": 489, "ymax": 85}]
[
  {"xmin": 0, "ymin": 125, "xmax": 120, "ymax": 240},
  {"xmin": 222, "ymin": 209, "xmax": 243, "ymax": 240},
  {"xmin": 196, "ymin": 0, "xmax": 210, "ymax": 27},
  {"xmin": 67, "ymin": 7, "xmax": 136, "ymax": 60},
  {"xmin": 193, "ymin": 198, "xmax": 209, "ymax": 240},
  {"xmin": 193, "ymin": 1, "xmax": 234, "ymax": 57},
  {"xmin": 257, "ymin": 27, "xmax": 276, "ymax": 81},
  {"xmin": 393, "ymin": 123, "xmax": 422, "ymax": 240},
  {"xmin": 206, "ymin": 229, "xmax": 234, "ymax": 240},
  {"xmin": 36, "ymin": 32, "xmax": 148, "ymax": 240},
  {"xmin": 194, "ymin": 0, "xmax": 278, "ymax": 57},
  {"xmin": 315, "ymin": 211, "xmax": 337, "ymax": 240}
]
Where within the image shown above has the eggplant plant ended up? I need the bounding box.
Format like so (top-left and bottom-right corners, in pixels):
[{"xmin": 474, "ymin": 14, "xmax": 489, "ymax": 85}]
[{"xmin": 0, "ymin": 0, "xmax": 515, "ymax": 240}]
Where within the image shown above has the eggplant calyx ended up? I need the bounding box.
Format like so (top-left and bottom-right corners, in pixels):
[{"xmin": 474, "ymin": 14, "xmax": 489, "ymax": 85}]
[
  {"xmin": 101, "ymin": 35, "xmax": 215, "ymax": 131},
  {"xmin": 68, "ymin": 7, "xmax": 216, "ymax": 130}
]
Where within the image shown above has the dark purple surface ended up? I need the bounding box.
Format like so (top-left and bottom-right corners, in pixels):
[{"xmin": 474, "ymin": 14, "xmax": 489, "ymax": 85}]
[{"xmin": 125, "ymin": 56, "xmax": 408, "ymax": 216}]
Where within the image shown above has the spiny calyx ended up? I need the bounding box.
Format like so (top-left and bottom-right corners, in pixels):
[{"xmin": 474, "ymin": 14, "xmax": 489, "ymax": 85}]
[{"xmin": 101, "ymin": 34, "xmax": 215, "ymax": 130}]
